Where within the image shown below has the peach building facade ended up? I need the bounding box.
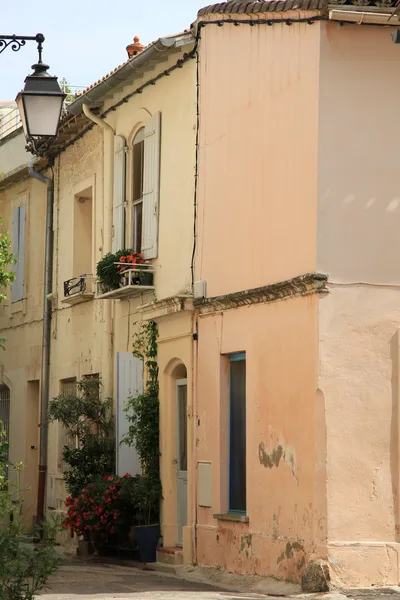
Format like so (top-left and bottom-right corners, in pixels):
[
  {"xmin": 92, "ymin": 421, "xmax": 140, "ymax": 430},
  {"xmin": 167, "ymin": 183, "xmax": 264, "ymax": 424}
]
[{"xmin": 192, "ymin": 0, "xmax": 400, "ymax": 588}]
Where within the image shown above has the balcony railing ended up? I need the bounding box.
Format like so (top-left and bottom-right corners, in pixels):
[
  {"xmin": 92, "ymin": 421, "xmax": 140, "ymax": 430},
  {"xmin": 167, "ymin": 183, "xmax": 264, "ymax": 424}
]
[
  {"xmin": 96, "ymin": 266, "xmax": 155, "ymax": 300},
  {"xmin": 62, "ymin": 274, "xmax": 95, "ymax": 305},
  {"xmin": 0, "ymin": 106, "xmax": 21, "ymax": 140}
]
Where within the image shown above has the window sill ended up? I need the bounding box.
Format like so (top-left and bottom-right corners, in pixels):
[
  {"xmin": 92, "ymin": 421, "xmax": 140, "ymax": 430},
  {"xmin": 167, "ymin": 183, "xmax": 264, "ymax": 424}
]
[
  {"xmin": 213, "ymin": 513, "xmax": 249, "ymax": 524},
  {"xmin": 11, "ymin": 300, "xmax": 23, "ymax": 314}
]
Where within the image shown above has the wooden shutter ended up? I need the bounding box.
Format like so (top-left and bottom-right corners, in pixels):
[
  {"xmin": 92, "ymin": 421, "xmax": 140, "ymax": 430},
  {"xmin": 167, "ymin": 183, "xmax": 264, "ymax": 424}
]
[
  {"xmin": 142, "ymin": 112, "xmax": 161, "ymax": 260},
  {"xmin": 112, "ymin": 135, "xmax": 126, "ymax": 253},
  {"xmin": 12, "ymin": 205, "xmax": 26, "ymax": 302},
  {"xmin": 116, "ymin": 352, "xmax": 143, "ymax": 476}
]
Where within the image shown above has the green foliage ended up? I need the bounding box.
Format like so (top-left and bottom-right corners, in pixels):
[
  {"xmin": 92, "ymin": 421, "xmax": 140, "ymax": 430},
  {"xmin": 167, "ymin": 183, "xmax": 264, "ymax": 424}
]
[
  {"xmin": 63, "ymin": 474, "xmax": 139, "ymax": 541},
  {"xmin": 59, "ymin": 78, "xmax": 77, "ymax": 103},
  {"xmin": 0, "ymin": 424, "xmax": 60, "ymax": 600},
  {"xmin": 0, "ymin": 217, "xmax": 17, "ymax": 348},
  {"xmin": 123, "ymin": 321, "xmax": 162, "ymax": 525},
  {"xmin": 96, "ymin": 249, "xmax": 136, "ymax": 290},
  {"xmin": 48, "ymin": 378, "xmax": 115, "ymax": 498}
]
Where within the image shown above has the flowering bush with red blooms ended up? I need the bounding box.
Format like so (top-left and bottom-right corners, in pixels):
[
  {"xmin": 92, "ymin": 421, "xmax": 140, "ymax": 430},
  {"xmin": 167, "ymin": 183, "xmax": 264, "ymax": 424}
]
[
  {"xmin": 118, "ymin": 252, "xmax": 145, "ymax": 273},
  {"xmin": 63, "ymin": 474, "xmax": 134, "ymax": 541}
]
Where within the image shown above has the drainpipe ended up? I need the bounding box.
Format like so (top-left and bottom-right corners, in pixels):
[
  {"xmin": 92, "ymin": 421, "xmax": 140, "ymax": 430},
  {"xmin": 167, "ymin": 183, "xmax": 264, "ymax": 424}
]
[
  {"xmin": 82, "ymin": 104, "xmax": 114, "ymax": 400},
  {"xmin": 28, "ymin": 161, "xmax": 54, "ymax": 529}
]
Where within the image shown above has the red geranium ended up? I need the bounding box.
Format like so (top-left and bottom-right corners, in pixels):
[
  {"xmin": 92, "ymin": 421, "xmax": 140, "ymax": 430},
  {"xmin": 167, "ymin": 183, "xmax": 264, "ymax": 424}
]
[
  {"xmin": 118, "ymin": 252, "xmax": 145, "ymax": 273},
  {"xmin": 63, "ymin": 474, "xmax": 132, "ymax": 541}
]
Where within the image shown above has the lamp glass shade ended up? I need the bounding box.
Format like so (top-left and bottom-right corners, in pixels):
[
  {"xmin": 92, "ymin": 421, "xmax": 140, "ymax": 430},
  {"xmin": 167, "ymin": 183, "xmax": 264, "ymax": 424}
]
[
  {"xmin": 17, "ymin": 92, "xmax": 64, "ymax": 138},
  {"xmin": 15, "ymin": 63, "xmax": 66, "ymax": 139}
]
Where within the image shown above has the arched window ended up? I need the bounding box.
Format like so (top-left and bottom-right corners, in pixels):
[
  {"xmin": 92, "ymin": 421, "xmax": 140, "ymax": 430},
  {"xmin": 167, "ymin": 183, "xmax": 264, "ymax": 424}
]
[{"xmin": 132, "ymin": 127, "xmax": 145, "ymax": 253}]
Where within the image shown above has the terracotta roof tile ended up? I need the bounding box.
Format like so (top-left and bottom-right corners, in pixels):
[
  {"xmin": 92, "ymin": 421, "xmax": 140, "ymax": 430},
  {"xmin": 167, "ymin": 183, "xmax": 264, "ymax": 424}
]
[
  {"xmin": 198, "ymin": 0, "xmax": 327, "ymax": 14},
  {"xmin": 198, "ymin": 0, "xmax": 399, "ymax": 14}
]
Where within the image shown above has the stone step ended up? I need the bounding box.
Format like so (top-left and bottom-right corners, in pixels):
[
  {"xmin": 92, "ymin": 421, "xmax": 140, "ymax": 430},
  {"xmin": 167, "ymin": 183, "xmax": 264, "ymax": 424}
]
[{"xmin": 157, "ymin": 547, "xmax": 183, "ymax": 566}]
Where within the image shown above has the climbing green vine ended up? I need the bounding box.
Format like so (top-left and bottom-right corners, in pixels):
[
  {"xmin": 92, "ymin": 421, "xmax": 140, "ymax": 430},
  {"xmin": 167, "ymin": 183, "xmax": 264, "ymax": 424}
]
[{"xmin": 123, "ymin": 320, "xmax": 162, "ymax": 525}]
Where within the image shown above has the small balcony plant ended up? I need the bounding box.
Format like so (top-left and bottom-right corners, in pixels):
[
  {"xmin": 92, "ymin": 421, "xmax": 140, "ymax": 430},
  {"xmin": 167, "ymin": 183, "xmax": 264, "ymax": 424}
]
[{"xmin": 96, "ymin": 249, "xmax": 153, "ymax": 294}]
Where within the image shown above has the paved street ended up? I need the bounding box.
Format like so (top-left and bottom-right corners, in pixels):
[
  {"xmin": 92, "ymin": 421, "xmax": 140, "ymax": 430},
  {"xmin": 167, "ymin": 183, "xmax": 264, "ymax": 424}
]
[
  {"xmin": 40, "ymin": 563, "xmax": 230, "ymax": 599},
  {"xmin": 38, "ymin": 562, "xmax": 400, "ymax": 600}
]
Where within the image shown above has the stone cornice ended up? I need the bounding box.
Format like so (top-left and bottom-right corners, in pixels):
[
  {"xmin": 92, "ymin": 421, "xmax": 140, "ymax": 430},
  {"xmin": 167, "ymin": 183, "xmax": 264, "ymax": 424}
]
[
  {"xmin": 137, "ymin": 295, "xmax": 194, "ymax": 320},
  {"xmin": 194, "ymin": 272, "xmax": 328, "ymax": 315}
]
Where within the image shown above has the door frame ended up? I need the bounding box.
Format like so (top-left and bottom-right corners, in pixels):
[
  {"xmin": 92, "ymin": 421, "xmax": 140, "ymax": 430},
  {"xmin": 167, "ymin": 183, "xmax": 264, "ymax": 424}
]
[{"xmin": 176, "ymin": 378, "xmax": 188, "ymax": 547}]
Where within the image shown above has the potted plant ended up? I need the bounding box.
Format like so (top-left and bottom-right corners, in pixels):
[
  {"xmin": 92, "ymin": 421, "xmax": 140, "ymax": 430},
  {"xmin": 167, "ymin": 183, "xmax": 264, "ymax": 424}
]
[
  {"xmin": 118, "ymin": 252, "xmax": 153, "ymax": 287},
  {"xmin": 96, "ymin": 249, "xmax": 152, "ymax": 293},
  {"xmin": 123, "ymin": 321, "xmax": 162, "ymax": 563}
]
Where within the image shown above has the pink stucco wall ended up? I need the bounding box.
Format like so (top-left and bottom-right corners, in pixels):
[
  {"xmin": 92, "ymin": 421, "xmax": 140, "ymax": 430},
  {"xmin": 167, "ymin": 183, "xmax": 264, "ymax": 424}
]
[
  {"xmin": 194, "ymin": 14, "xmax": 323, "ymax": 582},
  {"xmin": 317, "ymin": 23, "xmax": 400, "ymax": 585},
  {"xmin": 196, "ymin": 14, "xmax": 321, "ymax": 298},
  {"xmin": 196, "ymin": 295, "xmax": 323, "ymax": 582}
]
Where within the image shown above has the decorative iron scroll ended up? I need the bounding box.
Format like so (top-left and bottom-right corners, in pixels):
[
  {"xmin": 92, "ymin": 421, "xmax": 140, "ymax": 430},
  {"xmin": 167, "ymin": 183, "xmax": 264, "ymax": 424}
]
[
  {"xmin": 64, "ymin": 276, "xmax": 87, "ymax": 298},
  {"xmin": 0, "ymin": 34, "xmax": 44, "ymax": 60}
]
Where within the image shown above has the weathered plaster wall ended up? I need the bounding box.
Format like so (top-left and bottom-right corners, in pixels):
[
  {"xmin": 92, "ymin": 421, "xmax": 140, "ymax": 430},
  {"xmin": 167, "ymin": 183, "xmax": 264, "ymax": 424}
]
[
  {"xmin": 196, "ymin": 294, "xmax": 322, "ymax": 582},
  {"xmin": 319, "ymin": 285, "xmax": 400, "ymax": 585},
  {"xmin": 0, "ymin": 130, "xmax": 31, "ymax": 176},
  {"xmin": 48, "ymin": 127, "xmax": 109, "ymax": 492},
  {"xmin": 196, "ymin": 16, "xmax": 320, "ymax": 297},
  {"xmin": 103, "ymin": 49, "xmax": 196, "ymax": 301},
  {"xmin": 317, "ymin": 23, "xmax": 400, "ymax": 585},
  {"xmin": 0, "ymin": 175, "xmax": 47, "ymax": 525},
  {"xmin": 156, "ymin": 311, "xmax": 193, "ymax": 552}
]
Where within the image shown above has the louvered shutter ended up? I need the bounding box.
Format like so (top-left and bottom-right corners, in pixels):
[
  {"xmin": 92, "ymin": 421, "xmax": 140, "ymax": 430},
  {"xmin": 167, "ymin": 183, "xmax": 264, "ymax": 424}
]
[
  {"xmin": 112, "ymin": 136, "xmax": 126, "ymax": 253},
  {"xmin": 116, "ymin": 352, "xmax": 143, "ymax": 476},
  {"xmin": 142, "ymin": 112, "xmax": 161, "ymax": 260},
  {"xmin": 12, "ymin": 205, "xmax": 26, "ymax": 302}
]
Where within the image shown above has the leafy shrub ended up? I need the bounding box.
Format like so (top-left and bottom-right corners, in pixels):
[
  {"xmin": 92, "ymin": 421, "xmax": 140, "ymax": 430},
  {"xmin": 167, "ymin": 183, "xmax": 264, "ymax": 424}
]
[
  {"xmin": 48, "ymin": 378, "xmax": 115, "ymax": 498},
  {"xmin": 0, "ymin": 424, "xmax": 60, "ymax": 600},
  {"xmin": 123, "ymin": 321, "xmax": 162, "ymax": 525},
  {"xmin": 63, "ymin": 474, "xmax": 138, "ymax": 543}
]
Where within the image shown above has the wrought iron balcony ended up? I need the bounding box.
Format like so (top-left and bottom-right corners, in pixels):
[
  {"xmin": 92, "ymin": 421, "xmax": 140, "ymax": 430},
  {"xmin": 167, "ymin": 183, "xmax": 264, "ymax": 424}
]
[
  {"xmin": 96, "ymin": 266, "xmax": 155, "ymax": 300},
  {"xmin": 62, "ymin": 274, "xmax": 95, "ymax": 305}
]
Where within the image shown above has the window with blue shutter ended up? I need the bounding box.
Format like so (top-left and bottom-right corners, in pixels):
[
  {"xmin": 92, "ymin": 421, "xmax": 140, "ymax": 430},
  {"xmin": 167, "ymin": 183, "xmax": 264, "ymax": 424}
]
[
  {"xmin": 11, "ymin": 205, "xmax": 26, "ymax": 303},
  {"xmin": 229, "ymin": 352, "xmax": 246, "ymax": 514}
]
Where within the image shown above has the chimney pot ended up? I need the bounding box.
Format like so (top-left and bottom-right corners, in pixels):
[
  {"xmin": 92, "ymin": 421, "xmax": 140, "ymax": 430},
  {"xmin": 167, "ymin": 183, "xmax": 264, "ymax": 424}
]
[{"xmin": 126, "ymin": 36, "xmax": 145, "ymax": 58}]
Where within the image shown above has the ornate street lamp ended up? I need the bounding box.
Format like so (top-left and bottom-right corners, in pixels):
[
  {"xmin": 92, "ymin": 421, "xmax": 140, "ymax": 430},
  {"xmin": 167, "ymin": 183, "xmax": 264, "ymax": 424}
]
[
  {"xmin": 1, "ymin": 33, "xmax": 66, "ymax": 141},
  {"xmin": 16, "ymin": 62, "xmax": 66, "ymax": 140}
]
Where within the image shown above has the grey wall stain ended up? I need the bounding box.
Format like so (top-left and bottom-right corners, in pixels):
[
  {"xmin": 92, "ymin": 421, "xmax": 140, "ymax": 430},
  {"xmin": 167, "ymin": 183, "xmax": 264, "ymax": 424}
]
[{"xmin": 258, "ymin": 441, "xmax": 298, "ymax": 482}]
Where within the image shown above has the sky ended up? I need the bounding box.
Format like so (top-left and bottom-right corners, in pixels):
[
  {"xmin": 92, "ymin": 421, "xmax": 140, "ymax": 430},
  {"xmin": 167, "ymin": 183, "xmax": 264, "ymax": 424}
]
[{"xmin": 0, "ymin": 0, "xmax": 204, "ymax": 100}]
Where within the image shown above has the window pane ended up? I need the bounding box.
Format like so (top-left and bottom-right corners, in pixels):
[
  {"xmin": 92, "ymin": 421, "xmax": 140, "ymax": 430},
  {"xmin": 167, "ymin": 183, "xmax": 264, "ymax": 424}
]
[
  {"xmin": 133, "ymin": 201, "xmax": 143, "ymax": 253},
  {"xmin": 229, "ymin": 357, "xmax": 246, "ymax": 513},
  {"xmin": 178, "ymin": 384, "xmax": 188, "ymax": 471},
  {"xmin": 132, "ymin": 133, "xmax": 144, "ymax": 202}
]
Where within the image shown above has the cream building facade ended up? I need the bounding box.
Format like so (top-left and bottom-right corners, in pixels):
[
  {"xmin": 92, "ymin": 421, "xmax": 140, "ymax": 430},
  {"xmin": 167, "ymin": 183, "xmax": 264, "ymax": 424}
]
[{"xmin": 0, "ymin": 32, "xmax": 197, "ymax": 560}]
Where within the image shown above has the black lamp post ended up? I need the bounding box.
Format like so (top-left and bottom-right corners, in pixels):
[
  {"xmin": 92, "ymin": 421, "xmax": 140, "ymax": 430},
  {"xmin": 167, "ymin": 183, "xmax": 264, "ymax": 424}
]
[
  {"xmin": 1, "ymin": 33, "xmax": 64, "ymax": 531},
  {"xmin": 1, "ymin": 33, "xmax": 66, "ymax": 141}
]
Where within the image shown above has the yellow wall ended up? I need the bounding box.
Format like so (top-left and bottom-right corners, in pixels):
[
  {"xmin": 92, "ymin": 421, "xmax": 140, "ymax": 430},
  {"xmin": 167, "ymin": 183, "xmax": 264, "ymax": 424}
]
[
  {"xmin": 103, "ymin": 50, "xmax": 196, "ymax": 301},
  {"xmin": 0, "ymin": 44, "xmax": 197, "ymax": 556},
  {"xmin": 0, "ymin": 175, "xmax": 47, "ymax": 526}
]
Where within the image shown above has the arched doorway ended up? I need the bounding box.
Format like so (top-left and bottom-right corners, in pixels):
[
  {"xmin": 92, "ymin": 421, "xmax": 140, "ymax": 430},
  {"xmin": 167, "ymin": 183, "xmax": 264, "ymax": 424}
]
[
  {"xmin": 0, "ymin": 385, "xmax": 10, "ymax": 458},
  {"xmin": 171, "ymin": 363, "xmax": 187, "ymax": 546}
]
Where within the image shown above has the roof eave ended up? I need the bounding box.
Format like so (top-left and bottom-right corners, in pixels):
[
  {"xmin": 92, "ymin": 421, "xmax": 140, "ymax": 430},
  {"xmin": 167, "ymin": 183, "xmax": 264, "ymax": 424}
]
[{"xmin": 68, "ymin": 33, "xmax": 195, "ymax": 116}]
